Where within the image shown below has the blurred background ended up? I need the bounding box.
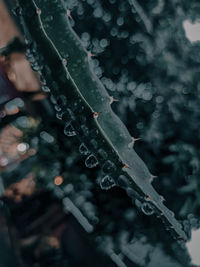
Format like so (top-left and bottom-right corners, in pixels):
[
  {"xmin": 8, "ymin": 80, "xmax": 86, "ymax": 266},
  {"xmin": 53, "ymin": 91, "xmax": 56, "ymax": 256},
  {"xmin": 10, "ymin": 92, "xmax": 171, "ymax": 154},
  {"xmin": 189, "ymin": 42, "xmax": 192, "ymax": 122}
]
[{"xmin": 0, "ymin": 0, "xmax": 200, "ymax": 266}]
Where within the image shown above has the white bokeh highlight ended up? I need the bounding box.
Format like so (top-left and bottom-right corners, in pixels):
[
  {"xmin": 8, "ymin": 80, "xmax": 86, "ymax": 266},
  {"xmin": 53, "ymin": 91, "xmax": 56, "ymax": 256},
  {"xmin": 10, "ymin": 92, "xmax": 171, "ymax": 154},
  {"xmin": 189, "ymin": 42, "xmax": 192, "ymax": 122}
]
[
  {"xmin": 183, "ymin": 20, "xmax": 200, "ymax": 43},
  {"xmin": 186, "ymin": 228, "xmax": 200, "ymax": 266}
]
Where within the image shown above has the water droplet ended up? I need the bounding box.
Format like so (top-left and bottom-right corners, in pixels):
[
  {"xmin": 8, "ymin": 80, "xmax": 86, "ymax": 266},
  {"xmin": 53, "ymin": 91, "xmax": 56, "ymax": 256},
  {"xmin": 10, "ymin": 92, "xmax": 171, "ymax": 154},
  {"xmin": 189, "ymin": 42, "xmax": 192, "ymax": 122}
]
[
  {"xmin": 97, "ymin": 148, "xmax": 108, "ymax": 161},
  {"xmin": 56, "ymin": 111, "xmax": 63, "ymax": 120},
  {"xmin": 12, "ymin": 6, "xmax": 22, "ymax": 16},
  {"xmin": 32, "ymin": 63, "xmax": 41, "ymax": 72},
  {"xmin": 141, "ymin": 202, "xmax": 154, "ymax": 216},
  {"xmin": 100, "ymin": 175, "xmax": 116, "ymax": 190},
  {"xmin": 54, "ymin": 104, "xmax": 61, "ymax": 111},
  {"xmin": 40, "ymin": 75, "xmax": 46, "ymax": 84},
  {"xmin": 85, "ymin": 154, "xmax": 98, "ymax": 168},
  {"xmin": 26, "ymin": 54, "xmax": 35, "ymax": 63},
  {"xmin": 24, "ymin": 38, "xmax": 31, "ymax": 45},
  {"xmin": 102, "ymin": 160, "xmax": 116, "ymax": 173},
  {"xmin": 79, "ymin": 143, "xmax": 89, "ymax": 155},
  {"xmin": 57, "ymin": 95, "xmax": 67, "ymax": 107},
  {"xmin": 64, "ymin": 123, "xmax": 76, "ymax": 136}
]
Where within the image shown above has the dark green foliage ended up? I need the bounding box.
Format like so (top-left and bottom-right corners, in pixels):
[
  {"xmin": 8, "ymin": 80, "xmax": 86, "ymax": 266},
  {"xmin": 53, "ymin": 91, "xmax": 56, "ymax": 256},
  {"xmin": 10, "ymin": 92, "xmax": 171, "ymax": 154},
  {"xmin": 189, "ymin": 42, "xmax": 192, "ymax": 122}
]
[
  {"xmin": 1, "ymin": 0, "xmax": 200, "ymax": 266},
  {"xmin": 14, "ymin": 0, "xmax": 188, "ymax": 240}
]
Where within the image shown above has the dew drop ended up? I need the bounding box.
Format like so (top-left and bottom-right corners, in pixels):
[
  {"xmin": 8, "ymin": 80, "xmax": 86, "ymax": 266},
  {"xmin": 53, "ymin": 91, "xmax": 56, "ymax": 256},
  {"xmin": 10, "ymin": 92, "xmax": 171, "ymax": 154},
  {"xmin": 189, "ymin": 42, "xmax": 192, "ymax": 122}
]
[
  {"xmin": 100, "ymin": 175, "xmax": 116, "ymax": 190},
  {"xmin": 32, "ymin": 63, "xmax": 41, "ymax": 72},
  {"xmin": 26, "ymin": 53, "xmax": 35, "ymax": 63},
  {"xmin": 102, "ymin": 160, "xmax": 116, "ymax": 173},
  {"xmin": 79, "ymin": 143, "xmax": 89, "ymax": 155},
  {"xmin": 57, "ymin": 95, "xmax": 67, "ymax": 107},
  {"xmin": 85, "ymin": 154, "xmax": 98, "ymax": 168},
  {"xmin": 64, "ymin": 123, "xmax": 76, "ymax": 136},
  {"xmin": 56, "ymin": 111, "xmax": 63, "ymax": 120},
  {"xmin": 141, "ymin": 202, "xmax": 154, "ymax": 216},
  {"xmin": 12, "ymin": 6, "xmax": 22, "ymax": 16},
  {"xmin": 54, "ymin": 104, "xmax": 61, "ymax": 111}
]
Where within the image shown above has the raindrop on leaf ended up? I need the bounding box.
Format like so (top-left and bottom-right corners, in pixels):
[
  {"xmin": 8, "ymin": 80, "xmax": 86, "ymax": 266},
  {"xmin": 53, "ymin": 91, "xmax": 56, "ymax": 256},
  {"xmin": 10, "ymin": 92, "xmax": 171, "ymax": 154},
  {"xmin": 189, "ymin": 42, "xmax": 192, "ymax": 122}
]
[
  {"xmin": 102, "ymin": 160, "xmax": 116, "ymax": 173},
  {"xmin": 141, "ymin": 202, "xmax": 154, "ymax": 216},
  {"xmin": 54, "ymin": 104, "xmax": 61, "ymax": 111},
  {"xmin": 79, "ymin": 143, "xmax": 89, "ymax": 155},
  {"xmin": 64, "ymin": 123, "xmax": 76, "ymax": 136},
  {"xmin": 56, "ymin": 111, "xmax": 63, "ymax": 120},
  {"xmin": 100, "ymin": 175, "xmax": 116, "ymax": 190},
  {"xmin": 85, "ymin": 154, "xmax": 98, "ymax": 168},
  {"xmin": 56, "ymin": 95, "xmax": 67, "ymax": 107}
]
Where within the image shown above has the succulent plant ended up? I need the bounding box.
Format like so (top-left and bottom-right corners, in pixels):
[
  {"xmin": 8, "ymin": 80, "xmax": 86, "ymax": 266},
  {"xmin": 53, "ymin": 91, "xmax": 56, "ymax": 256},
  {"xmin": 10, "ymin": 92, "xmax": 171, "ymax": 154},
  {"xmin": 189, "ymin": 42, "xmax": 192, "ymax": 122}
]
[{"xmin": 13, "ymin": 0, "xmax": 187, "ymax": 241}]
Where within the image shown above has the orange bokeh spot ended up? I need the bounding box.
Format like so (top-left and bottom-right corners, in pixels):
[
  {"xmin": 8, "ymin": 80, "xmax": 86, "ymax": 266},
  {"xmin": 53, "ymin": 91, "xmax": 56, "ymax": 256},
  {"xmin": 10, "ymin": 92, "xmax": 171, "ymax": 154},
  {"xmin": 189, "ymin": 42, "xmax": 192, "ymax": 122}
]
[{"xmin": 54, "ymin": 176, "xmax": 64, "ymax": 186}]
